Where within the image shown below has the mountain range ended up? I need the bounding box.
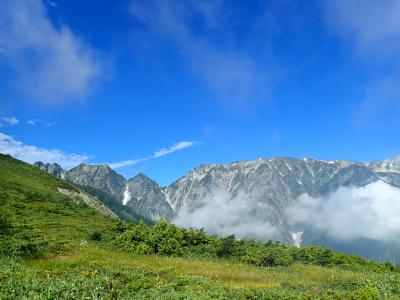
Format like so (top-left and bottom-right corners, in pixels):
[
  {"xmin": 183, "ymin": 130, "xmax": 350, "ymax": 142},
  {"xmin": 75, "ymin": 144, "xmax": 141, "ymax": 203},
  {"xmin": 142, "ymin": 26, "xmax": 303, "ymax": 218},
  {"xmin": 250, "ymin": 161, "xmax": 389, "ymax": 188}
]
[{"xmin": 34, "ymin": 155, "xmax": 400, "ymax": 261}]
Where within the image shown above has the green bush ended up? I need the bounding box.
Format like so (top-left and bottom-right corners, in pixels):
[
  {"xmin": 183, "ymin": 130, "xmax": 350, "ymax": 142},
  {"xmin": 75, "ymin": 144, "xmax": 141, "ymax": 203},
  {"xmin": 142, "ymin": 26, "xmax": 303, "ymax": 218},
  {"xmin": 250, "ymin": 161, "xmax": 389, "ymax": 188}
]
[
  {"xmin": 89, "ymin": 231, "xmax": 102, "ymax": 241},
  {"xmin": 114, "ymin": 220, "xmax": 212, "ymax": 256},
  {"xmin": 112, "ymin": 220, "xmax": 399, "ymax": 272},
  {"xmin": 0, "ymin": 213, "xmax": 12, "ymax": 235},
  {"xmin": 216, "ymin": 235, "xmax": 236, "ymax": 258},
  {"xmin": 147, "ymin": 220, "xmax": 186, "ymax": 255},
  {"xmin": 262, "ymin": 246, "xmax": 293, "ymax": 267},
  {"xmin": 0, "ymin": 232, "xmax": 41, "ymax": 258}
]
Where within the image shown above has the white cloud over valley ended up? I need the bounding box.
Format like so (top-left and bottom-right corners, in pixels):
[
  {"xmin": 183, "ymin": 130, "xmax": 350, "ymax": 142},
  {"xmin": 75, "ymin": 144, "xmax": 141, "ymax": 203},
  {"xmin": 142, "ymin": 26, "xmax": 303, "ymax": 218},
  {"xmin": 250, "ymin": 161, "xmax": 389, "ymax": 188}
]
[
  {"xmin": 173, "ymin": 189, "xmax": 282, "ymax": 241},
  {"xmin": 287, "ymin": 181, "xmax": 400, "ymax": 244}
]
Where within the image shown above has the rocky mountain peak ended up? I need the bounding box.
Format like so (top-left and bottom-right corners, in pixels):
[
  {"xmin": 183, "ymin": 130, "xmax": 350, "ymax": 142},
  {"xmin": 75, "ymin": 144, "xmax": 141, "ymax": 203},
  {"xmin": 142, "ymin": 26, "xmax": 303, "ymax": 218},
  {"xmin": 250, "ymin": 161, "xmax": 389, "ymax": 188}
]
[
  {"xmin": 124, "ymin": 172, "xmax": 175, "ymax": 221},
  {"xmin": 63, "ymin": 163, "xmax": 126, "ymax": 202},
  {"xmin": 34, "ymin": 161, "xmax": 64, "ymax": 177}
]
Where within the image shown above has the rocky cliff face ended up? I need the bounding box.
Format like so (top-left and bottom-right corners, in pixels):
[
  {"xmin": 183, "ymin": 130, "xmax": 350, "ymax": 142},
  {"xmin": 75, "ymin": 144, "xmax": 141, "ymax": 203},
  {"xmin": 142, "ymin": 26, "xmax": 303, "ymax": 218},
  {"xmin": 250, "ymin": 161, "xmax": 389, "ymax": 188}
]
[
  {"xmin": 369, "ymin": 156, "xmax": 400, "ymax": 187},
  {"xmin": 164, "ymin": 157, "xmax": 379, "ymax": 214},
  {"xmin": 63, "ymin": 164, "xmax": 126, "ymax": 202},
  {"xmin": 34, "ymin": 162, "xmax": 65, "ymax": 178},
  {"xmin": 34, "ymin": 162, "xmax": 174, "ymax": 222},
  {"xmin": 123, "ymin": 173, "xmax": 175, "ymax": 221}
]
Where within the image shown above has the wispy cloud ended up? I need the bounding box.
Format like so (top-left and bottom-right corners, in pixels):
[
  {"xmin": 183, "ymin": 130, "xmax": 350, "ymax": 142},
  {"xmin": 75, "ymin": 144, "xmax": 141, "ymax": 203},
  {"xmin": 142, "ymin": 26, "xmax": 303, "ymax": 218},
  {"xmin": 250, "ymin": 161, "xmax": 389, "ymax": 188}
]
[
  {"xmin": 109, "ymin": 141, "xmax": 199, "ymax": 169},
  {"xmin": 0, "ymin": 0, "xmax": 103, "ymax": 104},
  {"xmin": 322, "ymin": 0, "xmax": 400, "ymax": 56},
  {"xmin": 46, "ymin": 0, "xmax": 57, "ymax": 8},
  {"xmin": 129, "ymin": 0, "xmax": 271, "ymax": 108},
  {"xmin": 321, "ymin": 1, "xmax": 400, "ymax": 123},
  {"xmin": 26, "ymin": 119, "xmax": 54, "ymax": 127},
  {"xmin": 108, "ymin": 158, "xmax": 148, "ymax": 169},
  {"xmin": 153, "ymin": 141, "xmax": 197, "ymax": 158},
  {"xmin": 0, "ymin": 116, "xmax": 19, "ymax": 126},
  {"xmin": 0, "ymin": 132, "xmax": 89, "ymax": 169}
]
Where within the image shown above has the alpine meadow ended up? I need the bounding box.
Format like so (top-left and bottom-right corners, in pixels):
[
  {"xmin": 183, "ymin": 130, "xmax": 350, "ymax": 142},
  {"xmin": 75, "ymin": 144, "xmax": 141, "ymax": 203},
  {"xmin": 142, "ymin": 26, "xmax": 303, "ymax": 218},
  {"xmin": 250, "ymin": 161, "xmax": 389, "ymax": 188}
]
[{"xmin": 1, "ymin": 0, "xmax": 400, "ymax": 299}]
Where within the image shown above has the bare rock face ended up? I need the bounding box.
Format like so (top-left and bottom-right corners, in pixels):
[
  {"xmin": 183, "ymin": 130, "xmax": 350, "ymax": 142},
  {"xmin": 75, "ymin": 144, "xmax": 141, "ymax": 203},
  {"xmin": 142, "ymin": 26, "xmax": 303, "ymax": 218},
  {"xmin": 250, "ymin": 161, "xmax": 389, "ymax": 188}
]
[
  {"xmin": 164, "ymin": 157, "xmax": 379, "ymax": 215},
  {"xmin": 369, "ymin": 156, "xmax": 400, "ymax": 187},
  {"xmin": 123, "ymin": 173, "xmax": 175, "ymax": 221},
  {"xmin": 63, "ymin": 164, "xmax": 126, "ymax": 202},
  {"xmin": 34, "ymin": 162, "xmax": 65, "ymax": 178}
]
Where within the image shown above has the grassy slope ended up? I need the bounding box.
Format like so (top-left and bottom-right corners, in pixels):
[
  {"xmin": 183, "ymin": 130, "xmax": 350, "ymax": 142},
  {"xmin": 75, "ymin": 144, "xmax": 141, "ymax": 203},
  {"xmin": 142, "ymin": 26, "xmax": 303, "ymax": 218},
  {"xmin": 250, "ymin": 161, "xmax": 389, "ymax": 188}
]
[
  {"xmin": 0, "ymin": 154, "xmax": 120, "ymax": 253},
  {"xmin": 1, "ymin": 154, "xmax": 399, "ymax": 299}
]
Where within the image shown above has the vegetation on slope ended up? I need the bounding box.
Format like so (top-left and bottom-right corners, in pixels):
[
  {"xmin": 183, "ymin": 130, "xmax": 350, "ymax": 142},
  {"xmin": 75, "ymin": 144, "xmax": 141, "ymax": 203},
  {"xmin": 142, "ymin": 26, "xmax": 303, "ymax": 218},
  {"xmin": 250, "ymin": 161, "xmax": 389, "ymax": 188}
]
[
  {"xmin": 77, "ymin": 184, "xmax": 152, "ymax": 224},
  {"xmin": 1, "ymin": 153, "xmax": 400, "ymax": 299},
  {"xmin": 0, "ymin": 154, "xmax": 121, "ymax": 257},
  {"xmin": 114, "ymin": 220, "xmax": 398, "ymax": 273}
]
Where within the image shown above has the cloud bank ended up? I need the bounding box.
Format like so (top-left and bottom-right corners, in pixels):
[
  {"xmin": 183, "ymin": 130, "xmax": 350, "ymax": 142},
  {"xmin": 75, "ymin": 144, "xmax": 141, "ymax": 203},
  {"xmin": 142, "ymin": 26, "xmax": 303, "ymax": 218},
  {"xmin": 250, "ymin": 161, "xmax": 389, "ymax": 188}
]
[
  {"xmin": 0, "ymin": 0, "xmax": 102, "ymax": 104},
  {"xmin": 173, "ymin": 189, "xmax": 282, "ymax": 241},
  {"xmin": 288, "ymin": 181, "xmax": 400, "ymax": 245},
  {"xmin": 173, "ymin": 179, "xmax": 400, "ymax": 247},
  {"xmin": 109, "ymin": 141, "xmax": 198, "ymax": 169},
  {"xmin": 0, "ymin": 132, "xmax": 89, "ymax": 169}
]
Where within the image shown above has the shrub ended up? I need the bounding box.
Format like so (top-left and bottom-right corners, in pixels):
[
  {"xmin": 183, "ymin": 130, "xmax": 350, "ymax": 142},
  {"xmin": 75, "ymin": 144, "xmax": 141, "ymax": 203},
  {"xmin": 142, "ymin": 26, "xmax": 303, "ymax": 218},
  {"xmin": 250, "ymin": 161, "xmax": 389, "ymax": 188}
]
[
  {"xmin": 0, "ymin": 213, "xmax": 12, "ymax": 235},
  {"xmin": 147, "ymin": 220, "xmax": 186, "ymax": 256},
  {"xmin": 89, "ymin": 231, "xmax": 102, "ymax": 241},
  {"xmin": 0, "ymin": 232, "xmax": 41, "ymax": 258},
  {"xmin": 183, "ymin": 228, "xmax": 210, "ymax": 247},
  {"xmin": 262, "ymin": 246, "xmax": 293, "ymax": 267},
  {"xmin": 216, "ymin": 235, "xmax": 236, "ymax": 258}
]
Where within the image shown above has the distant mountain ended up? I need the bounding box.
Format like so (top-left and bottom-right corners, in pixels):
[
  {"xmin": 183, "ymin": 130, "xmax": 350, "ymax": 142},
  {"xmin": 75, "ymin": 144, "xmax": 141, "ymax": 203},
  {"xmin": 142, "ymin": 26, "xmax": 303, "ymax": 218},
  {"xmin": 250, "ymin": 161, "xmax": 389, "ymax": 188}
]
[
  {"xmin": 34, "ymin": 162, "xmax": 64, "ymax": 178},
  {"xmin": 34, "ymin": 162, "xmax": 175, "ymax": 222},
  {"xmin": 64, "ymin": 164, "xmax": 126, "ymax": 202},
  {"xmin": 34, "ymin": 155, "xmax": 400, "ymax": 262},
  {"xmin": 370, "ymin": 156, "xmax": 400, "ymax": 186},
  {"xmin": 124, "ymin": 173, "xmax": 175, "ymax": 221}
]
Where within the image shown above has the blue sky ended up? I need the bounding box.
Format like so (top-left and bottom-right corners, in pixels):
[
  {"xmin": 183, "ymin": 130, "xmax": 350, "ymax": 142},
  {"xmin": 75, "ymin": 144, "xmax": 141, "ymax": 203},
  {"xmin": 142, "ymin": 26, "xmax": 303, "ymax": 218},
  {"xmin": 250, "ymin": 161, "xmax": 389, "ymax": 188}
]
[{"xmin": 1, "ymin": 0, "xmax": 400, "ymax": 185}]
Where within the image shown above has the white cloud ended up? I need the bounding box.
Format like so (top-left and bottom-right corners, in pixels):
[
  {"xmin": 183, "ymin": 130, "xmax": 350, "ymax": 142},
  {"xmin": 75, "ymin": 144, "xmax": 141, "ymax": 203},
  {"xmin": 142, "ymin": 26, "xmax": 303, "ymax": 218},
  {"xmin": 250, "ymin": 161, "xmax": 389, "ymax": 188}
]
[
  {"xmin": 0, "ymin": 0, "xmax": 102, "ymax": 104},
  {"xmin": 0, "ymin": 132, "xmax": 88, "ymax": 169},
  {"xmin": 26, "ymin": 119, "xmax": 54, "ymax": 127},
  {"xmin": 173, "ymin": 189, "xmax": 281, "ymax": 241},
  {"xmin": 287, "ymin": 181, "xmax": 400, "ymax": 244},
  {"xmin": 108, "ymin": 158, "xmax": 148, "ymax": 169},
  {"xmin": 109, "ymin": 140, "xmax": 199, "ymax": 169},
  {"xmin": 0, "ymin": 116, "xmax": 19, "ymax": 126},
  {"xmin": 153, "ymin": 141, "xmax": 197, "ymax": 158}
]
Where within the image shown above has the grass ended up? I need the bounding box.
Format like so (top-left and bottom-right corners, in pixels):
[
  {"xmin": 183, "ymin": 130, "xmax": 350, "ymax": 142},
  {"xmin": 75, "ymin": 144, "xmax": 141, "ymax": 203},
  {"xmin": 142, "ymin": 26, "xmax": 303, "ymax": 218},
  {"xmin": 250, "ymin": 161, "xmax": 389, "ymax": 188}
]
[
  {"xmin": 2, "ymin": 244, "xmax": 399, "ymax": 299},
  {"xmin": 32, "ymin": 245, "xmax": 363, "ymax": 289}
]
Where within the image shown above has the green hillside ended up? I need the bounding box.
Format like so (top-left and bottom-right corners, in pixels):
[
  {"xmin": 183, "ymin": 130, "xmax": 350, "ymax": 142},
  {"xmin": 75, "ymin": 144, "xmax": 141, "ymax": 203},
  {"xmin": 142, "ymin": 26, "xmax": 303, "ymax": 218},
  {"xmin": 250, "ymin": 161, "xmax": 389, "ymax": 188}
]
[
  {"xmin": 0, "ymin": 153, "xmax": 121, "ymax": 256},
  {"xmin": 1, "ymin": 154, "xmax": 400, "ymax": 299}
]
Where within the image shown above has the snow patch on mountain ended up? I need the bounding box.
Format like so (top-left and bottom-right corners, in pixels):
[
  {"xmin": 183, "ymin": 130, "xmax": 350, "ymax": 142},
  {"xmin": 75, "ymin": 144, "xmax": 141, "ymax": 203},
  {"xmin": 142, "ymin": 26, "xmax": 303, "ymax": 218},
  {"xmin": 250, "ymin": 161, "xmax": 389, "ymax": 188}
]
[{"xmin": 122, "ymin": 184, "xmax": 131, "ymax": 205}]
